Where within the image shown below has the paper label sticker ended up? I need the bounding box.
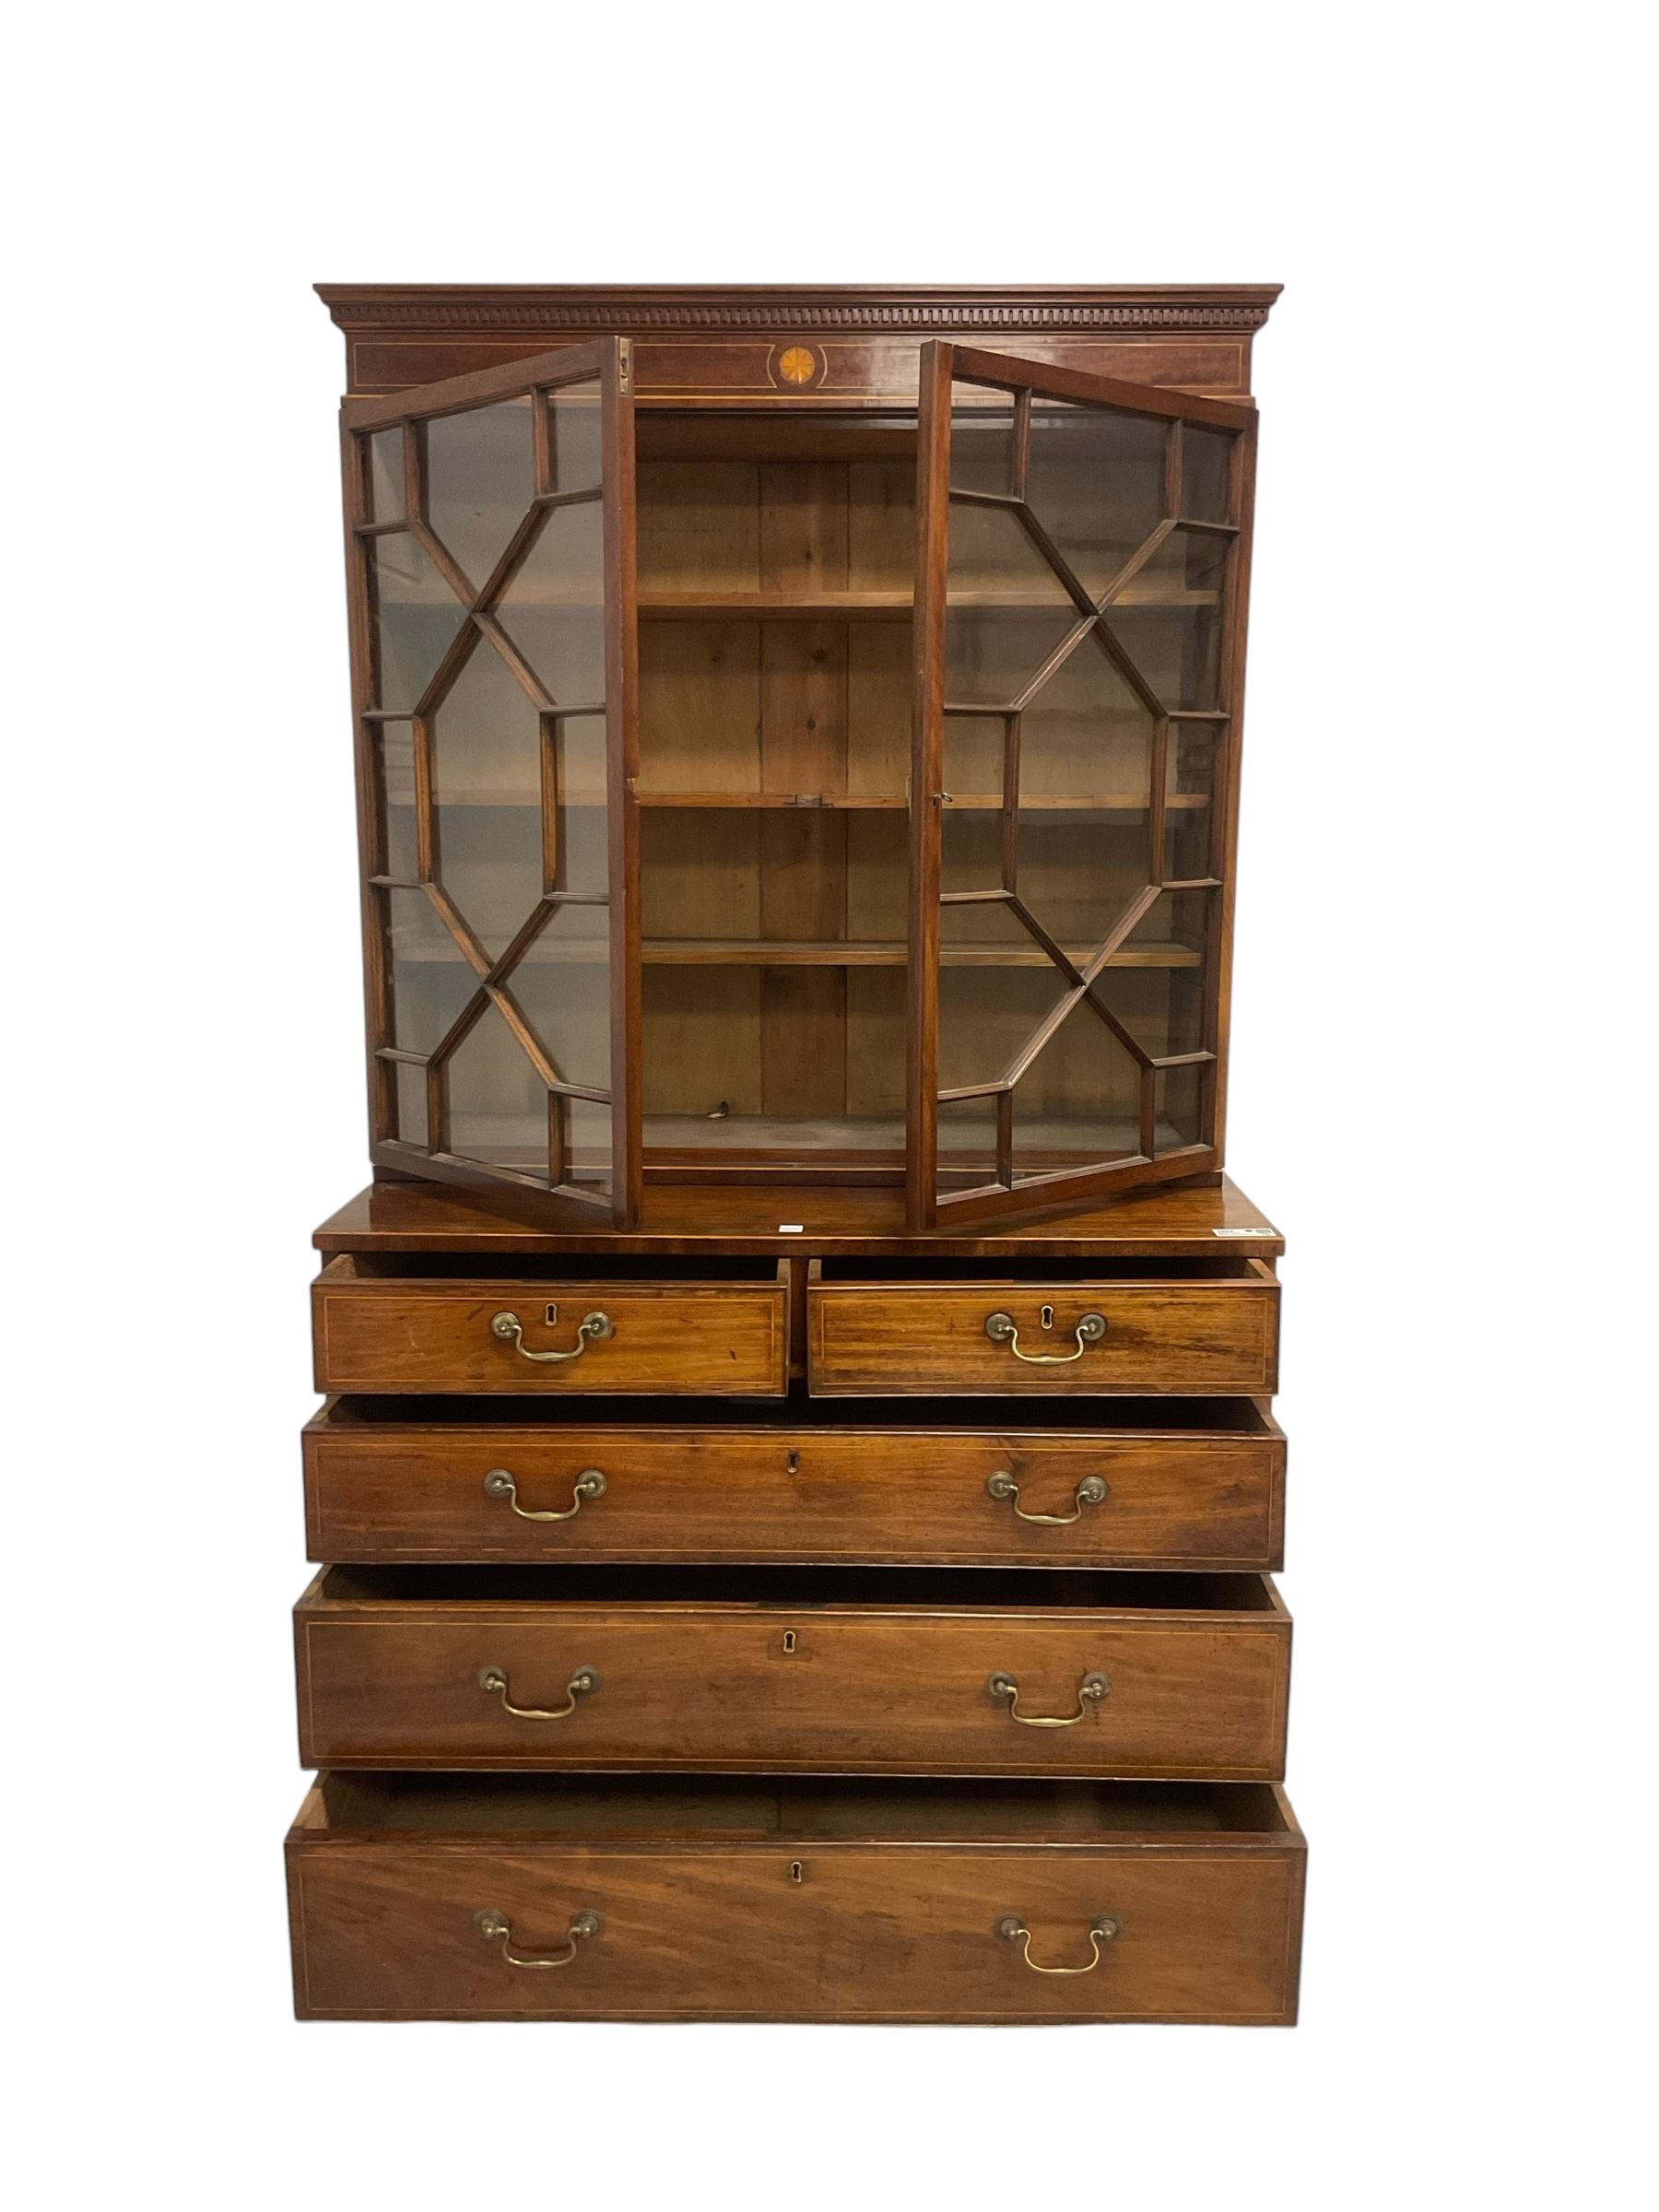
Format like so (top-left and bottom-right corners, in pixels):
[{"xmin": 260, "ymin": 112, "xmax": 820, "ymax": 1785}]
[{"xmin": 1212, "ymin": 1226, "xmax": 1277, "ymax": 1237}]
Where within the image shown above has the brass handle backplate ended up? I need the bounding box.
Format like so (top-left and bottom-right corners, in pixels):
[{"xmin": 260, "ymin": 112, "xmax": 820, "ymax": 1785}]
[
  {"xmin": 983, "ymin": 1311, "xmax": 1107, "ymax": 1365},
  {"xmin": 995, "ymin": 1912, "xmax": 1122, "ymax": 1974},
  {"xmin": 476, "ymin": 1908, "xmax": 602, "ymax": 1970},
  {"xmin": 491, "ymin": 1308, "xmax": 614, "ymax": 1364},
  {"xmin": 477, "ymin": 1664, "xmax": 601, "ymax": 1720},
  {"xmin": 987, "ymin": 1669, "xmax": 1109, "ymax": 1726},
  {"xmin": 484, "ymin": 1466, "xmax": 606, "ymax": 1523},
  {"xmin": 987, "ymin": 1472, "xmax": 1109, "ymax": 1525}
]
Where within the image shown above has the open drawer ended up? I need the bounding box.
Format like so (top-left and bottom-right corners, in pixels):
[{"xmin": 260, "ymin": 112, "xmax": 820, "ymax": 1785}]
[
  {"xmin": 294, "ymin": 1565, "xmax": 1291, "ymax": 1781},
  {"xmin": 301, "ymin": 1395, "xmax": 1287, "ymax": 1570},
  {"xmin": 312, "ymin": 1254, "xmax": 791, "ymax": 1397},
  {"xmin": 806, "ymin": 1256, "xmax": 1280, "ymax": 1396},
  {"xmin": 288, "ymin": 1773, "xmax": 1306, "ymax": 2023}
]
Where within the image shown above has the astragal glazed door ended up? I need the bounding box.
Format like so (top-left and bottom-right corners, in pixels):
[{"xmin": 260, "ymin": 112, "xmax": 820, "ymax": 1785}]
[
  {"xmin": 906, "ymin": 342, "xmax": 1258, "ymax": 1229},
  {"xmin": 341, "ymin": 339, "xmax": 641, "ymax": 1226}
]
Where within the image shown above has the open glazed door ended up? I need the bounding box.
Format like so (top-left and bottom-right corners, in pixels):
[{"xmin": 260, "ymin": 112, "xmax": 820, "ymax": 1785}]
[
  {"xmin": 342, "ymin": 340, "xmax": 640, "ymax": 1226},
  {"xmin": 907, "ymin": 343, "xmax": 1258, "ymax": 1229}
]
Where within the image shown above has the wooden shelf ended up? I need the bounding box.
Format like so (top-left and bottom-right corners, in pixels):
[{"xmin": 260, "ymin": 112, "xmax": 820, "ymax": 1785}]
[
  {"xmin": 641, "ymin": 939, "xmax": 1202, "ymax": 970},
  {"xmin": 392, "ymin": 788, "xmax": 1208, "ymax": 813},
  {"xmin": 638, "ymin": 589, "xmax": 1218, "ymax": 619},
  {"xmin": 393, "ymin": 936, "xmax": 1202, "ymax": 970}
]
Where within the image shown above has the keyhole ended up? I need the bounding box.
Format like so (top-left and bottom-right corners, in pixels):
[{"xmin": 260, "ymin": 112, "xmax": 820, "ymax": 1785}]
[
  {"xmin": 789, "ymin": 1861, "xmax": 805, "ymax": 1885},
  {"xmin": 782, "ymin": 1630, "xmax": 798, "ymax": 1654},
  {"xmin": 786, "ymin": 1452, "xmax": 800, "ymax": 1476},
  {"xmin": 545, "ymin": 1302, "xmax": 559, "ymax": 1326},
  {"xmin": 1041, "ymin": 1303, "xmax": 1055, "ymax": 1331}
]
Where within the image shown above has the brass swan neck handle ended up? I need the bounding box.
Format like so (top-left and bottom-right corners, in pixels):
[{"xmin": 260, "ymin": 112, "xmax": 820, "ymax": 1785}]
[
  {"xmin": 476, "ymin": 1908, "xmax": 603, "ymax": 1969},
  {"xmin": 987, "ymin": 1472, "xmax": 1109, "ymax": 1525},
  {"xmin": 484, "ymin": 1467, "xmax": 606, "ymax": 1523},
  {"xmin": 477, "ymin": 1664, "xmax": 601, "ymax": 1720},
  {"xmin": 986, "ymin": 1669, "xmax": 1109, "ymax": 1726},
  {"xmin": 995, "ymin": 1913, "xmax": 1122, "ymax": 1974}
]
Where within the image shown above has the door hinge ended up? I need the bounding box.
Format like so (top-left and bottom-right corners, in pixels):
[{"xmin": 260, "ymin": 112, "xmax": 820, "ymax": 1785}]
[{"xmin": 618, "ymin": 337, "xmax": 632, "ymax": 395}]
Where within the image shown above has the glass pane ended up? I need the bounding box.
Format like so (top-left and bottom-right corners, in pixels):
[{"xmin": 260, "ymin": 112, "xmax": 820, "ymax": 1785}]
[
  {"xmin": 1015, "ymin": 809, "xmax": 1149, "ymax": 959},
  {"xmin": 940, "ymin": 712, "xmax": 1006, "ymax": 807},
  {"xmin": 384, "ymin": 888, "xmax": 477, "ymax": 1055},
  {"xmin": 945, "ymin": 498, "xmax": 1081, "ymax": 712},
  {"xmin": 947, "ymin": 384, "xmax": 1017, "ymax": 497},
  {"xmin": 427, "ymin": 398, "xmax": 535, "ymax": 590},
  {"xmin": 1094, "ymin": 891, "xmax": 1212, "ymax": 1061},
  {"xmin": 497, "ymin": 500, "xmax": 606, "ymax": 707},
  {"xmin": 446, "ymin": 998, "xmax": 542, "ymax": 1170},
  {"xmin": 937, "ymin": 1094, "xmax": 1000, "ymax": 1186},
  {"xmin": 1124, "ymin": 887, "xmax": 1210, "ymax": 971},
  {"xmin": 1102, "ymin": 526, "xmax": 1230, "ymax": 712},
  {"xmin": 368, "ymin": 428, "xmax": 404, "ymax": 523},
  {"xmin": 553, "ymin": 716, "xmax": 608, "ymax": 894},
  {"xmin": 1018, "ymin": 634, "xmax": 1156, "ymax": 805},
  {"xmin": 1181, "ymin": 426, "xmax": 1233, "ymax": 524},
  {"xmin": 1163, "ymin": 724, "xmax": 1220, "ymax": 883},
  {"xmin": 371, "ymin": 533, "xmax": 465, "ymax": 712},
  {"xmin": 378, "ymin": 724, "xmax": 418, "ymax": 879},
  {"xmin": 505, "ymin": 901, "xmax": 611, "ymax": 1092},
  {"xmin": 937, "ymin": 962, "xmax": 1065, "ymax": 1097},
  {"xmin": 563, "ymin": 1095, "xmax": 613, "ymax": 1194},
  {"xmin": 430, "ymin": 635, "xmax": 543, "ymax": 955},
  {"xmin": 394, "ymin": 1060, "xmax": 428, "ymax": 1147},
  {"xmin": 1155, "ymin": 1062, "xmax": 1205, "ymax": 1151},
  {"xmin": 547, "ymin": 380, "xmax": 604, "ymax": 494},
  {"xmin": 1026, "ymin": 405, "xmax": 1167, "ymax": 601},
  {"xmin": 1012, "ymin": 998, "xmax": 1141, "ymax": 1177}
]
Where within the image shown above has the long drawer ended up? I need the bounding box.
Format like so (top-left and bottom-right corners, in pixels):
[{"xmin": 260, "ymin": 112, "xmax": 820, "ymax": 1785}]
[
  {"xmin": 312, "ymin": 1255, "xmax": 790, "ymax": 1397},
  {"xmin": 288, "ymin": 1774, "xmax": 1306, "ymax": 2024},
  {"xmin": 806, "ymin": 1258, "xmax": 1280, "ymax": 1396},
  {"xmin": 302, "ymin": 1397, "xmax": 1287, "ymax": 1569},
  {"xmin": 293, "ymin": 1566, "xmax": 1290, "ymax": 1780}
]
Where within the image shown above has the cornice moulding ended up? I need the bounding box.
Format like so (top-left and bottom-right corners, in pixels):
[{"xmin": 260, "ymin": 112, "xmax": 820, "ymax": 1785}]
[{"xmin": 315, "ymin": 285, "xmax": 1283, "ymax": 336}]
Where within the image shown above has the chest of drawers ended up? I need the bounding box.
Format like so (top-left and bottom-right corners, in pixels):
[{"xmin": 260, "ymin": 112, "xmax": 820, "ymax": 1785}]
[{"xmin": 287, "ymin": 1174, "xmax": 1303, "ymax": 2023}]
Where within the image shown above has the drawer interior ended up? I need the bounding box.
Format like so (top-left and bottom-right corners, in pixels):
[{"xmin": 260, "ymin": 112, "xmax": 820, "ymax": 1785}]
[
  {"xmin": 312, "ymin": 1393, "xmax": 1280, "ymax": 1435},
  {"xmin": 299, "ymin": 1771, "xmax": 1297, "ymax": 1841},
  {"xmin": 325, "ymin": 1253, "xmax": 788, "ymax": 1285},
  {"xmin": 307, "ymin": 1564, "xmax": 1280, "ymax": 1611},
  {"xmin": 814, "ymin": 1256, "xmax": 1273, "ymax": 1284}
]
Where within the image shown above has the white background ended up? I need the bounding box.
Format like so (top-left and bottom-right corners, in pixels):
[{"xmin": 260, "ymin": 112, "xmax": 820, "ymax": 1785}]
[{"xmin": 7, "ymin": 5, "xmax": 1652, "ymax": 2206}]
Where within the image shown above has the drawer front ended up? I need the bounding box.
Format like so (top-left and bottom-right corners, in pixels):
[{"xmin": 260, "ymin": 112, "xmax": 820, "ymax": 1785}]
[
  {"xmin": 312, "ymin": 1268, "xmax": 788, "ymax": 1396},
  {"xmin": 296, "ymin": 1606, "xmax": 1289, "ymax": 1779},
  {"xmin": 808, "ymin": 1275, "xmax": 1279, "ymax": 1397},
  {"xmin": 303, "ymin": 1419, "xmax": 1286, "ymax": 1569},
  {"xmin": 289, "ymin": 1835, "xmax": 1303, "ymax": 2023}
]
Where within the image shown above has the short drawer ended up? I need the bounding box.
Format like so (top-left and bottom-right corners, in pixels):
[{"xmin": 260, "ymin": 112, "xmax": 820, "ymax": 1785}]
[
  {"xmin": 312, "ymin": 1256, "xmax": 789, "ymax": 1397},
  {"xmin": 302, "ymin": 1398, "xmax": 1286, "ymax": 1570},
  {"xmin": 806, "ymin": 1258, "xmax": 1280, "ymax": 1397},
  {"xmin": 288, "ymin": 1773, "xmax": 1305, "ymax": 2023},
  {"xmin": 294, "ymin": 1565, "xmax": 1290, "ymax": 1780}
]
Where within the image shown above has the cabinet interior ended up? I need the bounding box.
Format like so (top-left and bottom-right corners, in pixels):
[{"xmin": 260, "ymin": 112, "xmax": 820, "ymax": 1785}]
[
  {"xmin": 367, "ymin": 367, "xmax": 1240, "ymax": 1221},
  {"xmin": 631, "ymin": 410, "xmax": 1207, "ymax": 1182}
]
